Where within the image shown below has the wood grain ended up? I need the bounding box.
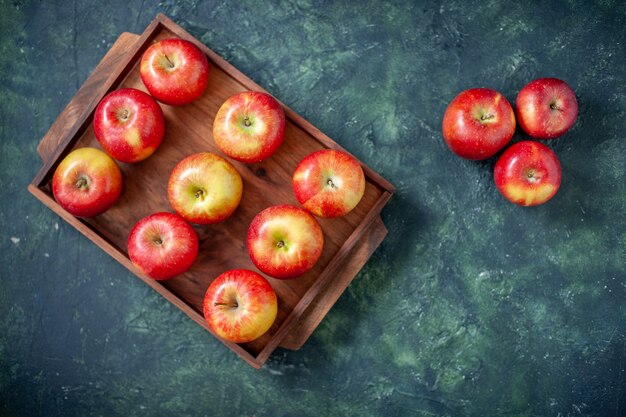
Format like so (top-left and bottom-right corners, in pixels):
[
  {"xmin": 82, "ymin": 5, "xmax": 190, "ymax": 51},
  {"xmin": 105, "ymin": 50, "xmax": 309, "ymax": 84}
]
[{"xmin": 29, "ymin": 14, "xmax": 394, "ymax": 369}]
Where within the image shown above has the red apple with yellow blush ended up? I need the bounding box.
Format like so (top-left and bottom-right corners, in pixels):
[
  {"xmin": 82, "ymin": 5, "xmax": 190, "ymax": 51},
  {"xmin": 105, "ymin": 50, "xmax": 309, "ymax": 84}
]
[
  {"xmin": 516, "ymin": 77, "xmax": 578, "ymax": 139},
  {"xmin": 167, "ymin": 152, "xmax": 243, "ymax": 224},
  {"xmin": 213, "ymin": 91, "xmax": 286, "ymax": 163},
  {"xmin": 127, "ymin": 212, "xmax": 199, "ymax": 280},
  {"xmin": 52, "ymin": 147, "xmax": 123, "ymax": 217},
  {"xmin": 94, "ymin": 88, "xmax": 165, "ymax": 163},
  {"xmin": 442, "ymin": 88, "xmax": 516, "ymax": 160},
  {"xmin": 203, "ymin": 269, "xmax": 277, "ymax": 343},
  {"xmin": 140, "ymin": 38, "xmax": 210, "ymax": 106},
  {"xmin": 494, "ymin": 141, "xmax": 562, "ymax": 206},
  {"xmin": 247, "ymin": 205, "xmax": 324, "ymax": 279},
  {"xmin": 292, "ymin": 149, "xmax": 365, "ymax": 218}
]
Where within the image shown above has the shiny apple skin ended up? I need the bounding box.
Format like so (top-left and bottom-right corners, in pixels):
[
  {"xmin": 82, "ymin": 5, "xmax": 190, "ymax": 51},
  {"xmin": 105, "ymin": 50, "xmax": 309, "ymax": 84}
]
[
  {"xmin": 127, "ymin": 212, "xmax": 199, "ymax": 280},
  {"xmin": 140, "ymin": 38, "xmax": 210, "ymax": 106},
  {"xmin": 292, "ymin": 149, "xmax": 365, "ymax": 218},
  {"xmin": 52, "ymin": 147, "xmax": 123, "ymax": 217},
  {"xmin": 442, "ymin": 88, "xmax": 516, "ymax": 160},
  {"xmin": 494, "ymin": 141, "xmax": 562, "ymax": 206},
  {"xmin": 516, "ymin": 78, "xmax": 578, "ymax": 139},
  {"xmin": 93, "ymin": 88, "xmax": 165, "ymax": 163},
  {"xmin": 167, "ymin": 152, "xmax": 243, "ymax": 224},
  {"xmin": 247, "ymin": 205, "xmax": 324, "ymax": 279},
  {"xmin": 203, "ymin": 269, "xmax": 278, "ymax": 343},
  {"xmin": 213, "ymin": 91, "xmax": 286, "ymax": 163}
]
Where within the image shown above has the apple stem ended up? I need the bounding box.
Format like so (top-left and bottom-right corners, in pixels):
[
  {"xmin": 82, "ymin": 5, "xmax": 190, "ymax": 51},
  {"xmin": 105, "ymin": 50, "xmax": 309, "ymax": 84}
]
[
  {"xmin": 195, "ymin": 189, "xmax": 204, "ymax": 199},
  {"xmin": 480, "ymin": 113, "xmax": 494, "ymax": 121},
  {"xmin": 277, "ymin": 240, "xmax": 285, "ymax": 248},
  {"xmin": 214, "ymin": 302, "xmax": 238, "ymax": 308},
  {"xmin": 327, "ymin": 179, "xmax": 336, "ymax": 188},
  {"xmin": 154, "ymin": 238, "xmax": 163, "ymax": 245},
  {"xmin": 75, "ymin": 177, "xmax": 88, "ymax": 190},
  {"xmin": 525, "ymin": 168, "xmax": 540, "ymax": 183},
  {"xmin": 120, "ymin": 109, "xmax": 130, "ymax": 120},
  {"xmin": 550, "ymin": 103, "xmax": 560, "ymax": 111},
  {"xmin": 164, "ymin": 54, "xmax": 175, "ymax": 69},
  {"xmin": 244, "ymin": 117, "xmax": 252, "ymax": 127}
]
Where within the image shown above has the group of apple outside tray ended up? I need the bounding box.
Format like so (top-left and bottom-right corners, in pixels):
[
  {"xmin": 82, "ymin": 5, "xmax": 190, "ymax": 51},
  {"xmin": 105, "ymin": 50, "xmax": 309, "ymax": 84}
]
[
  {"xmin": 442, "ymin": 77, "xmax": 578, "ymax": 207},
  {"xmin": 51, "ymin": 38, "xmax": 366, "ymax": 344}
]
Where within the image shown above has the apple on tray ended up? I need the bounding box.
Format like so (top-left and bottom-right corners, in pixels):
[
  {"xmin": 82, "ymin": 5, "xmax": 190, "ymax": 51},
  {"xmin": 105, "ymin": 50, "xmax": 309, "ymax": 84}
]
[
  {"xmin": 52, "ymin": 147, "xmax": 123, "ymax": 217},
  {"xmin": 494, "ymin": 141, "xmax": 562, "ymax": 206},
  {"xmin": 442, "ymin": 88, "xmax": 516, "ymax": 160},
  {"xmin": 203, "ymin": 269, "xmax": 278, "ymax": 343},
  {"xmin": 516, "ymin": 77, "xmax": 578, "ymax": 139},
  {"xmin": 292, "ymin": 149, "xmax": 365, "ymax": 218},
  {"xmin": 213, "ymin": 91, "xmax": 286, "ymax": 163},
  {"xmin": 94, "ymin": 88, "xmax": 165, "ymax": 163},
  {"xmin": 140, "ymin": 38, "xmax": 210, "ymax": 106},
  {"xmin": 247, "ymin": 205, "xmax": 324, "ymax": 279},
  {"xmin": 127, "ymin": 212, "xmax": 199, "ymax": 280},
  {"xmin": 168, "ymin": 152, "xmax": 243, "ymax": 224}
]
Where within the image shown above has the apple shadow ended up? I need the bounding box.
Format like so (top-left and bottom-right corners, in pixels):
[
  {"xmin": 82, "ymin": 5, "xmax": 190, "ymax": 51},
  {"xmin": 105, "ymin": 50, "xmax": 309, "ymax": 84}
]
[
  {"xmin": 263, "ymin": 190, "xmax": 423, "ymax": 372},
  {"xmin": 538, "ymin": 93, "xmax": 616, "ymax": 228}
]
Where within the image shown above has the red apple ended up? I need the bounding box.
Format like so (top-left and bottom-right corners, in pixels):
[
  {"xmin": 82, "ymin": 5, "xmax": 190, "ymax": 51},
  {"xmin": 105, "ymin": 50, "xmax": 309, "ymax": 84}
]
[
  {"xmin": 93, "ymin": 88, "xmax": 165, "ymax": 163},
  {"xmin": 516, "ymin": 77, "xmax": 578, "ymax": 139},
  {"xmin": 292, "ymin": 149, "xmax": 365, "ymax": 218},
  {"xmin": 494, "ymin": 141, "xmax": 562, "ymax": 206},
  {"xmin": 213, "ymin": 91, "xmax": 286, "ymax": 163},
  {"xmin": 167, "ymin": 152, "xmax": 243, "ymax": 224},
  {"xmin": 442, "ymin": 88, "xmax": 516, "ymax": 160},
  {"xmin": 140, "ymin": 38, "xmax": 210, "ymax": 106},
  {"xmin": 127, "ymin": 212, "xmax": 199, "ymax": 280},
  {"xmin": 247, "ymin": 205, "xmax": 324, "ymax": 279},
  {"xmin": 52, "ymin": 147, "xmax": 123, "ymax": 217},
  {"xmin": 203, "ymin": 269, "xmax": 277, "ymax": 343}
]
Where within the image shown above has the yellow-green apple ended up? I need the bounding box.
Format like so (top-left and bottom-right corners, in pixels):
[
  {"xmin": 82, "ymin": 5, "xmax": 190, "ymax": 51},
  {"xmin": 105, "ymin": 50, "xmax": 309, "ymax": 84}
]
[
  {"xmin": 203, "ymin": 269, "xmax": 277, "ymax": 343},
  {"xmin": 52, "ymin": 147, "xmax": 123, "ymax": 217},
  {"xmin": 247, "ymin": 205, "xmax": 324, "ymax": 279},
  {"xmin": 167, "ymin": 152, "xmax": 243, "ymax": 224},
  {"xmin": 140, "ymin": 38, "xmax": 210, "ymax": 106},
  {"xmin": 442, "ymin": 88, "xmax": 516, "ymax": 160},
  {"xmin": 494, "ymin": 141, "xmax": 562, "ymax": 206},
  {"xmin": 93, "ymin": 88, "xmax": 165, "ymax": 163},
  {"xmin": 516, "ymin": 77, "xmax": 578, "ymax": 139},
  {"xmin": 292, "ymin": 149, "xmax": 365, "ymax": 218},
  {"xmin": 213, "ymin": 91, "xmax": 286, "ymax": 163},
  {"xmin": 127, "ymin": 212, "xmax": 198, "ymax": 280}
]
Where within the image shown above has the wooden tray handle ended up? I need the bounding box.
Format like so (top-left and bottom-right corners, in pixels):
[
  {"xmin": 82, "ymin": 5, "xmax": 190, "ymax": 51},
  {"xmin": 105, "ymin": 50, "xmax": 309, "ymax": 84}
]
[
  {"xmin": 37, "ymin": 32, "xmax": 140, "ymax": 162},
  {"xmin": 279, "ymin": 215, "xmax": 387, "ymax": 350}
]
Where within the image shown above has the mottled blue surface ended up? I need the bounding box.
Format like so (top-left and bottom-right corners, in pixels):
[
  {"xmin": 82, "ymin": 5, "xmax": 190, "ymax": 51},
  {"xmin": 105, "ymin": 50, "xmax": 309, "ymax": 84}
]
[{"xmin": 1, "ymin": 1, "xmax": 625, "ymax": 416}]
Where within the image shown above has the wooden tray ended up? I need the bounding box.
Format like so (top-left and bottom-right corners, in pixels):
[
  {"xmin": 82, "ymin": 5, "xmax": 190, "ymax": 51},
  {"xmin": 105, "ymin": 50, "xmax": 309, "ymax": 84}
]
[{"xmin": 28, "ymin": 14, "xmax": 395, "ymax": 368}]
